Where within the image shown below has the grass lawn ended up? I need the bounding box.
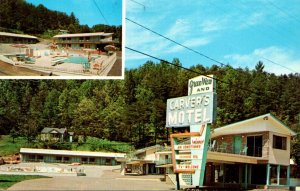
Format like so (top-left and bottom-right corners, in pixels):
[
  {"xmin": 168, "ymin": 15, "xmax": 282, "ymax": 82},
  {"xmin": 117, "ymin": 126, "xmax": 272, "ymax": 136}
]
[
  {"xmin": 0, "ymin": 175, "xmax": 49, "ymax": 190},
  {"xmin": 0, "ymin": 135, "xmax": 133, "ymax": 157},
  {"xmin": 0, "ymin": 135, "xmax": 32, "ymax": 156}
]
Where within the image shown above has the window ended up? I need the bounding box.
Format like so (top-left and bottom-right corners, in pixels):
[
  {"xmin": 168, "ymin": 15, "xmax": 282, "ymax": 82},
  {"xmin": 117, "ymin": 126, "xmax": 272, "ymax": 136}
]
[
  {"xmin": 105, "ymin": 158, "xmax": 111, "ymax": 165},
  {"xmin": 89, "ymin": 158, "xmax": 95, "ymax": 163},
  {"xmin": 29, "ymin": 154, "xmax": 35, "ymax": 160},
  {"xmin": 247, "ymin": 135, "xmax": 263, "ymax": 157},
  {"xmin": 63, "ymin": 157, "xmax": 69, "ymax": 162},
  {"xmin": 81, "ymin": 157, "xmax": 88, "ymax": 163},
  {"xmin": 273, "ymin": 135, "xmax": 287, "ymax": 150}
]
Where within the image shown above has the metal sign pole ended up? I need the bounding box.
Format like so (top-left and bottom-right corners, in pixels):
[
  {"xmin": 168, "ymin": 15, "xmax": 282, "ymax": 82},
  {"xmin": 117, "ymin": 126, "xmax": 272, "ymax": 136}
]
[{"xmin": 171, "ymin": 127, "xmax": 181, "ymax": 190}]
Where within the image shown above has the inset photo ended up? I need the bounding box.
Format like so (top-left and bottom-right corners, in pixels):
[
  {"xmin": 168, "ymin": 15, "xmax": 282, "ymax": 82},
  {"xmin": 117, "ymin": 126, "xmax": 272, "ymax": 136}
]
[{"xmin": 0, "ymin": 0, "xmax": 123, "ymax": 79}]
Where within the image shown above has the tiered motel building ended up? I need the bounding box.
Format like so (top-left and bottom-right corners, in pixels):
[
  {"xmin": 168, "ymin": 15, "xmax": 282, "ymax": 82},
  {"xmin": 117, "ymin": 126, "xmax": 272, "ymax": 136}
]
[{"xmin": 126, "ymin": 113, "xmax": 298, "ymax": 189}]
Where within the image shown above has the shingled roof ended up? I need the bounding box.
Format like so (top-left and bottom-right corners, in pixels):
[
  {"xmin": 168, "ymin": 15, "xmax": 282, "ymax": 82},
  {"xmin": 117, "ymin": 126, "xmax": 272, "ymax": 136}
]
[{"xmin": 41, "ymin": 128, "xmax": 66, "ymax": 134}]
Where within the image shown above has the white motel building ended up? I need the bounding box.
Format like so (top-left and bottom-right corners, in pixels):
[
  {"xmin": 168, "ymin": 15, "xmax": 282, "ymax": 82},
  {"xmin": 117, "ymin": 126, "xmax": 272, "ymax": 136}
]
[{"xmin": 151, "ymin": 113, "xmax": 298, "ymax": 189}]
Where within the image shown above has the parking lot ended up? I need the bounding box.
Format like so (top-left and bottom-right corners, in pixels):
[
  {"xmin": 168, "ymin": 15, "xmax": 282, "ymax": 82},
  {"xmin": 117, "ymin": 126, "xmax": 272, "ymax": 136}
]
[{"xmin": 5, "ymin": 164, "xmax": 174, "ymax": 190}]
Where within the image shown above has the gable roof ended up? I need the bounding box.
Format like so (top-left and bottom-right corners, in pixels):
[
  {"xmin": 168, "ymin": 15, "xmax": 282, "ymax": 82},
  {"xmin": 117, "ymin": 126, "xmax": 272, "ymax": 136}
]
[
  {"xmin": 211, "ymin": 113, "xmax": 297, "ymax": 138},
  {"xmin": 41, "ymin": 128, "xmax": 66, "ymax": 134}
]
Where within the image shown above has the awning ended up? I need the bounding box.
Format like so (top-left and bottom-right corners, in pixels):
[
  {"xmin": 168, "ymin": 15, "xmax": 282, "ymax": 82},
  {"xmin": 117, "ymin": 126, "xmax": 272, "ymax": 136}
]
[
  {"xmin": 156, "ymin": 164, "xmax": 173, "ymax": 168},
  {"xmin": 126, "ymin": 160, "xmax": 155, "ymax": 165}
]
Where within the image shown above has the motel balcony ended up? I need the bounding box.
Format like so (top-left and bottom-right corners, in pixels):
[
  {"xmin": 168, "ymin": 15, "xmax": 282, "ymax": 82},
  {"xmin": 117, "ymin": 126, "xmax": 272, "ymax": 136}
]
[
  {"xmin": 56, "ymin": 39, "xmax": 113, "ymax": 43},
  {"xmin": 155, "ymin": 158, "xmax": 172, "ymax": 166}
]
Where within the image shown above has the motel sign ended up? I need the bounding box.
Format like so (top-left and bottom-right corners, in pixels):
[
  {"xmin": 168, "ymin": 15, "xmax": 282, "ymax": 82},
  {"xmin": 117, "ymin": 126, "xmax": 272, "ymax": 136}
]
[
  {"xmin": 166, "ymin": 92, "xmax": 216, "ymax": 127},
  {"xmin": 166, "ymin": 75, "xmax": 217, "ymax": 188}
]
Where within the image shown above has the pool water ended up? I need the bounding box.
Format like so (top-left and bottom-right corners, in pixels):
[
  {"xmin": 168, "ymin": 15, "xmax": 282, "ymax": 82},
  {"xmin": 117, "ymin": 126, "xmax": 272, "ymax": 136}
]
[{"xmin": 64, "ymin": 56, "xmax": 88, "ymax": 64}]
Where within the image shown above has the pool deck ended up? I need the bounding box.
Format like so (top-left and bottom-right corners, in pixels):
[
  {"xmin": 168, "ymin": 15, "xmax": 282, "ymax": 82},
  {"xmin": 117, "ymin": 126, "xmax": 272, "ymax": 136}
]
[{"xmin": 0, "ymin": 42, "xmax": 121, "ymax": 77}]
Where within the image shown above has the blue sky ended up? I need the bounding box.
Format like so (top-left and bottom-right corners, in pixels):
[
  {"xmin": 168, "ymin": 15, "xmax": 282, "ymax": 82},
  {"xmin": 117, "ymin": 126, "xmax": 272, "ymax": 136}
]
[
  {"xmin": 126, "ymin": 0, "xmax": 300, "ymax": 75},
  {"xmin": 26, "ymin": 0, "xmax": 122, "ymax": 26}
]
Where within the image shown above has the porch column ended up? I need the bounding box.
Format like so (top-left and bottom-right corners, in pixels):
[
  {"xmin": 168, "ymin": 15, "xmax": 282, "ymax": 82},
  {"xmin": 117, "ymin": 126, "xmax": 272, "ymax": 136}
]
[
  {"xmin": 277, "ymin": 165, "xmax": 280, "ymax": 185},
  {"xmin": 266, "ymin": 163, "xmax": 270, "ymax": 186},
  {"xmin": 176, "ymin": 173, "xmax": 180, "ymax": 190},
  {"xmin": 244, "ymin": 164, "xmax": 248, "ymax": 189},
  {"xmin": 222, "ymin": 164, "xmax": 225, "ymax": 187},
  {"xmin": 287, "ymin": 165, "xmax": 290, "ymax": 186}
]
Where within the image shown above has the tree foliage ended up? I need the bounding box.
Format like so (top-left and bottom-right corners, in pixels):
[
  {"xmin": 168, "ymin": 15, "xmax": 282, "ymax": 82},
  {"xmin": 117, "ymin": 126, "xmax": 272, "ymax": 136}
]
[
  {"xmin": 0, "ymin": 61, "xmax": 299, "ymax": 158},
  {"xmin": 0, "ymin": 0, "xmax": 122, "ymax": 46}
]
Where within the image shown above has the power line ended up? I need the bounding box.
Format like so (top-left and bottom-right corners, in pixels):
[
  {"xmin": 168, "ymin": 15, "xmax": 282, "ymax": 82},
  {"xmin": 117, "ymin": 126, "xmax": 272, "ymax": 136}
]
[
  {"xmin": 126, "ymin": 17, "xmax": 226, "ymax": 67},
  {"xmin": 262, "ymin": 57, "xmax": 298, "ymax": 73},
  {"xmin": 93, "ymin": 0, "xmax": 109, "ymax": 25},
  {"xmin": 266, "ymin": 0, "xmax": 300, "ymax": 24},
  {"xmin": 128, "ymin": 0, "xmax": 146, "ymax": 10},
  {"xmin": 125, "ymin": 46, "xmax": 261, "ymax": 96}
]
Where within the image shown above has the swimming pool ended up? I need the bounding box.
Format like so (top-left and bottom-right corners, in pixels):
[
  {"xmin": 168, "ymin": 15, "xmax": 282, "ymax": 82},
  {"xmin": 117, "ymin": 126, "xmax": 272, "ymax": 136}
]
[{"xmin": 64, "ymin": 56, "xmax": 88, "ymax": 64}]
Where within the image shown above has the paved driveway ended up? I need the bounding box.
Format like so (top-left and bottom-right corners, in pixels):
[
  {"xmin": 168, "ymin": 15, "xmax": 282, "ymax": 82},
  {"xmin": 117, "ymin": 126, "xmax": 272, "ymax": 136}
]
[{"xmin": 7, "ymin": 167, "xmax": 174, "ymax": 190}]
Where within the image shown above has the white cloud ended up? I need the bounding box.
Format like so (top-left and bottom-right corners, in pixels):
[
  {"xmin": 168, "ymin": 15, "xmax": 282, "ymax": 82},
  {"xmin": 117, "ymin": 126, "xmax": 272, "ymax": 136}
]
[
  {"xmin": 165, "ymin": 38, "xmax": 210, "ymax": 54},
  {"xmin": 166, "ymin": 19, "xmax": 190, "ymax": 38},
  {"xmin": 126, "ymin": 16, "xmax": 212, "ymax": 60},
  {"xmin": 200, "ymin": 19, "xmax": 226, "ymax": 32},
  {"xmin": 224, "ymin": 46, "xmax": 300, "ymax": 75},
  {"xmin": 238, "ymin": 12, "xmax": 265, "ymax": 29}
]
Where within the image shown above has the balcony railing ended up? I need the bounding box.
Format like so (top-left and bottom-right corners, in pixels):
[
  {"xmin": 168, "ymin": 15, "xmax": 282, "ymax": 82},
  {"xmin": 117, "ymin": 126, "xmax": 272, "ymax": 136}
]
[
  {"xmin": 156, "ymin": 158, "xmax": 172, "ymax": 165},
  {"xmin": 209, "ymin": 142, "xmax": 263, "ymax": 157},
  {"xmin": 56, "ymin": 39, "xmax": 113, "ymax": 43}
]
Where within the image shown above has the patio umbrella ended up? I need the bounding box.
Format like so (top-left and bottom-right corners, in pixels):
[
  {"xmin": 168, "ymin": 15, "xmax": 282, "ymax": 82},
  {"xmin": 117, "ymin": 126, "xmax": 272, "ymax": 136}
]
[
  {"xmin": 10, "ymin": 44, "xmax": 28, "ymax": 53},
  {"xmin": 104, "ymin": 45, "xmax": 116, "ymax": 51},
  {"xmin": 48, "ymin": 43, "xmax": 57, "ymax": 50}
]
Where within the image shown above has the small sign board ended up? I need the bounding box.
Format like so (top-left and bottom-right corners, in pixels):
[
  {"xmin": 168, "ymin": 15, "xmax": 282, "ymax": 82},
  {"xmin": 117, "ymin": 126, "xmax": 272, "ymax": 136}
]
[
  {"xmin": 170, "ymin": 124, "xmax": 210, "ymax": 187},
  {"xmin": 188, "ymin": 75, "xmax": 216, "ymax": 95}
]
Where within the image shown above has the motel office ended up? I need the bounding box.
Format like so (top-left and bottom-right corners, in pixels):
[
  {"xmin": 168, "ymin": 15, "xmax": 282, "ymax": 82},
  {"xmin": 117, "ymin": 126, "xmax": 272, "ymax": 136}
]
[{"xmin": 154, "ymin": 113, "xmax": 297, "ymax": 189}]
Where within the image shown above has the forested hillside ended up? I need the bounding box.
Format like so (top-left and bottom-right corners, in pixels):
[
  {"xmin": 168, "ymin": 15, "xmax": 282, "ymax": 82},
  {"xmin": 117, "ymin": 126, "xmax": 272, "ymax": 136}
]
[
  {"xmin": 0, "ymin": 59, "xmax": 299, "ymax": 150},
  {"xmin": 0, "ymin": 0, "xmax": 122, "ymax": 44}
]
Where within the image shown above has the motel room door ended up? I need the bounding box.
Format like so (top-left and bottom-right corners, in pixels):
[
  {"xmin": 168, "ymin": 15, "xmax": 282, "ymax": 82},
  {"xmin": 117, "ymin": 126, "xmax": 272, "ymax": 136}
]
[{"xmin": 234, "ymin": 136, "xmax": 242, "ymax": 154}]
